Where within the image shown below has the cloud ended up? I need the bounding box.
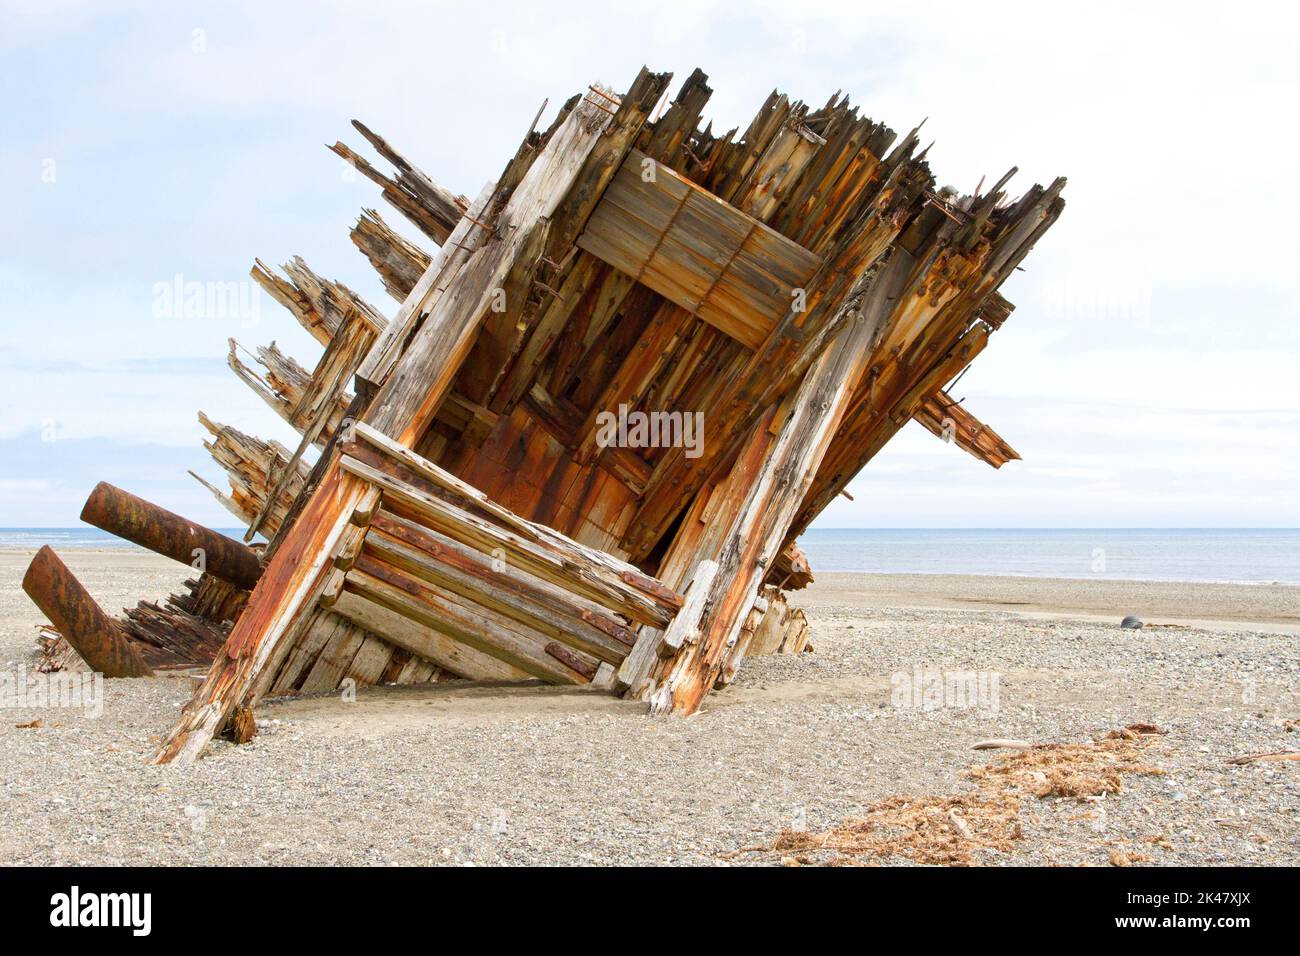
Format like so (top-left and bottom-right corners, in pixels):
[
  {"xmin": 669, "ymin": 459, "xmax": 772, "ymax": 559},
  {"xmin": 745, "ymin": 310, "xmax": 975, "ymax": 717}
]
[{"xmin": 0, "ymin": 430, "xmax": 240, "ymax": 527}]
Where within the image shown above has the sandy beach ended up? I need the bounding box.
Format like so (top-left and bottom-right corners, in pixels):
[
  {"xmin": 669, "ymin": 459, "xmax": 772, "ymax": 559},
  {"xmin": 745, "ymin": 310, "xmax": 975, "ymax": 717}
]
[{"xmin": 3, "ymin": 549, "xmax": 1297, "ymax": 866}]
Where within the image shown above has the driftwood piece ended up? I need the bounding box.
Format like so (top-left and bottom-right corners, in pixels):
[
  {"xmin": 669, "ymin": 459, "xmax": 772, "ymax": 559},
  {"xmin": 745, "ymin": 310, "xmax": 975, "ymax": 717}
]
[{"xmin": 1226, "ymin": 751, "xmax": 1300, "ymax": 765}]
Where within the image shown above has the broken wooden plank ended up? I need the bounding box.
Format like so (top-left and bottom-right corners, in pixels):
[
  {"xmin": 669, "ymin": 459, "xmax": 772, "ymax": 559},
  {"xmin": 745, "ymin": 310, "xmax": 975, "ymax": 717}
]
[{"xmin": 913, "ymin": 390, "xmax": 1021, "ymax": 468}]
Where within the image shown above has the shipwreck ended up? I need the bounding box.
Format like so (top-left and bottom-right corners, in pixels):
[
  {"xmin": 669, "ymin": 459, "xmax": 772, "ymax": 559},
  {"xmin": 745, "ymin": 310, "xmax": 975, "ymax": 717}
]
[{"xmin": 22, "ymin": 66, "xmax": 1063, "ymax": 764}]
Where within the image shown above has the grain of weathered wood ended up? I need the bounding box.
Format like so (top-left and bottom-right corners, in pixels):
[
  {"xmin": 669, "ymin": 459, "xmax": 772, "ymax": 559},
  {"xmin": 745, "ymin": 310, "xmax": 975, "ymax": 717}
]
[
  {"xmin": 913, "ymin": 390, "xmax": 1020, "ymax": 468},
  {"xmin": 578, "ymin": 150, "xmax": 820, "ymax": 348}
]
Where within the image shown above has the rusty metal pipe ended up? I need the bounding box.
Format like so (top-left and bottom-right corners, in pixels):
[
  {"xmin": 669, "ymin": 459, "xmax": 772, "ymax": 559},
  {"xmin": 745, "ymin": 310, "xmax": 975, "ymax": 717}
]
[
  {"xmin": 80, "ymin": 482, "xmax": 262, "ymax": 590},
  {"xmin": 22, "ymin": 546, "xmax": 153, "ymax": 677}
]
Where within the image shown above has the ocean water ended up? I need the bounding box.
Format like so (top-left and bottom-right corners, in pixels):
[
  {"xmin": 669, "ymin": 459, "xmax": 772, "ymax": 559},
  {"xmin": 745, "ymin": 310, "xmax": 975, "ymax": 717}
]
[
  {"xmin": 3, "ymin": 528, "xmax": 1297, "ymax": 585},
  {"xmin": 0, "ymin": 528, "xmax": 251, "ymax": 550},
  {"xmin": 797, "ymin": 529, "xmax": 1300, "ymax": 585}
]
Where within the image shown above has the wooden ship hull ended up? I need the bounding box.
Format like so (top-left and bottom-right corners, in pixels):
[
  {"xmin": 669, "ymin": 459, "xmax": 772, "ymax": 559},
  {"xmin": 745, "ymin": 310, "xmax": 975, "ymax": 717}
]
[{"xmin": 22, "ymin": 66, "xmax": 1064, "ymax": 763}]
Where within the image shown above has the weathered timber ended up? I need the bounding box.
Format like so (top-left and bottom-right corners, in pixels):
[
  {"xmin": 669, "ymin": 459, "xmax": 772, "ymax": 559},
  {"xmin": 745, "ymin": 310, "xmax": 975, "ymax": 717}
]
[
  {"xmin": 355, "ymin": 180, "xmax": 497, "ymax": 391},
  {"xmin": 913, "ymin": 389, "xmax": 1021, "ymax": 468},
  {"xmin": 331, "ymin": 121, "xmax": 465, "ymax": 245},
  {"xmin": 152, "ymin": 76, "xmax": 662, "ymax": 764},
  {"xmin": 245, "ymin": 294, "xmax": 386, "ymax": 540},
  {"xmin": 743, "ymin": 586, "xmax": 810, "ymax": 657},
  {"xmin": 331, "ymin": 589, "xmax": 527, "ymax": 682},
  {"xmin": 337, "ymin": 449, "xmax": 677, "ymax": 629},
  {"xmin": 770, "ymin": 543, "xmax": 814, "ymax": 590},
  {"xmin": 192, "ymin": 413, "xmax": 308, "ymax": 539},
  {"xmin": 615, "ymin": 558, "xmax": 717, "ymax": 699},
  {"xmin": 121, "ymin": 598, "xmax": 231, "ymax": 667},
  {"xmin": 103, "ymin": 64, "xmax": 1066, "ymax": 757},
  {"xmin": 38, "ymin": 570, "xmax": 247, "ymax": 674},
  {"xmin": 577, "ymin": 150, "xmax": 822, "ymax": 348},
  {"xmin": 250, "ymin": 257, "xmax": 384, "ymax": 348},
  {"xmin": 226, "ymin": 341, "xmax": 349, "ymax": 450},
  {"xmin": 366, "ymin": 510, "xmax": 637, "ymax": 663},
  {"xmin": 350, "ymin": 422, "xmax": 680, "ymax": 619},
  {"xmin": 618, "ymin": 149, "xmax": 919, "ymax": 561},
  {"xmin": 350, "ymin": 208, "xmax": 431, "ymax": 302},
  {"xmin": 642, "ymin": 303, "xmax": 891, "ymax": 715},
  {"xmin": 345, "ymin": 554, "xmax": 595, "ymax": 683}
]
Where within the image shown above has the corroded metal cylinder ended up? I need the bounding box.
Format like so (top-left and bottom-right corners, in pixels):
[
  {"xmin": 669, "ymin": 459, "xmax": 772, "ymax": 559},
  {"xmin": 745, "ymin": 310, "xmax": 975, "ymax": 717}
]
[
  {"xmin": 22, "ymin": 546, "xmax": 153, "ymax": 677},
  {"xmin": 80, "ymin": 482, "xmax": 262, "ymax": 590}
]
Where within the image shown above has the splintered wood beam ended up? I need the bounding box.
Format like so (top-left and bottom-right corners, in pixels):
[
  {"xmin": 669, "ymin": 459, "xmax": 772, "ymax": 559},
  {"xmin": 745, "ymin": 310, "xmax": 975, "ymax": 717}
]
[
  {"xmin": 768, "ymin": 542, "xmax": 814, "ymax": 590},
  {"xmin": 355, "ymin": 180, "xmax": 498, "ymax": 390},
  {"xmin": 639, "ymin": 68, "xmax": 714, "ymax": 175},
  {"xmin": 152, "ymin": 77, "xmax": 652, "ymax": 765},
  {"xmin": 250, "ymin": 257, "xmax": 385, "ymax": 347},
  {"xmin": 244, "ymin": 305, "xmax": 382, "ymax": 541},
  {"xmin": 330, "ymin": 128, "xmax": 464, "ymax": 246},
  {"xmin": 732, "ymin": 121, "xmax": 825, "ymax": 221},
  {"xmin": 639, "ymin": 304, "xmax": 889, "ymax": 715},
  {"xmin": 194, "ymin": 414, "xmax": 308, "ymax": 539},
  {"xmin": 23, "ymin": 547, "xmax": 153, "ymax": 678},
  {"xmin": 913, "ymin": 389, "xmax": 1021, "ymax": 468},
  {"xmin": 350, "ymin": 208, "xmax": 431, "ymax": 302},
  {"xmin": 37, "ymin": 571, "xmax": 241, "ymax": 675},
  {"xmin": 226, "ymin": 340, "xmax": 348, "ymax": 450},
  {"xmin": 621, "ymin": 135, "xmax": 925, "ymax": 562},
  {"xmin": 349, "ymin": 120, "xmax": 466, "ymax": 241},
  {"xmin": 227, "ymin": 336, "xmax": 495, "ymax": 456},
  {"xmin": 120, "ymin": 596, "xmax": 234, "ymax": 668}
]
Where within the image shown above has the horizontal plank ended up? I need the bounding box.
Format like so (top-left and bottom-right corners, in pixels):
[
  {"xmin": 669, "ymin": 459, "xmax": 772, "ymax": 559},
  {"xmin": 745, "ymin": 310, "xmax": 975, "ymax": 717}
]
[
  {"xmin": 332, "ymin": 588, "xmax": 529, "ymax": 682},
  {"xmin": 577, "ymin": 149, "xmax": 822, "ymax": 349}
]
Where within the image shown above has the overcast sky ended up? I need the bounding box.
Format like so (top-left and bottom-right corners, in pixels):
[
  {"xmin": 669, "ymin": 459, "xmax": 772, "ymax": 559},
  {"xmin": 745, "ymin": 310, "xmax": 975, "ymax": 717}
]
[{"xmin": 2, "ymin": 0, "xmax": 1297, "ymax": 528}]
